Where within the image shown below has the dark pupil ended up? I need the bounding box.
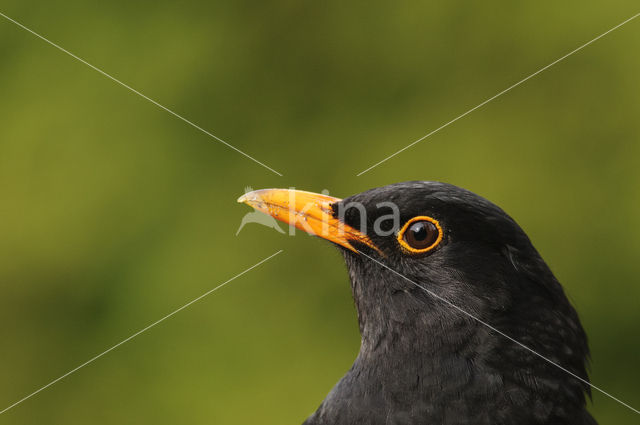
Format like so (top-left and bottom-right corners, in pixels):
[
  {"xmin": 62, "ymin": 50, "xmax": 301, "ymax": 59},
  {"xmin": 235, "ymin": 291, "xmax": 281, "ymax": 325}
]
[
  {"xmin": 410, "ymin": 222, "xmax": 428, "ymax": 241},
  {"xmin": 406, "ymin": 221, "xmax": 436, "ymax": 249}
]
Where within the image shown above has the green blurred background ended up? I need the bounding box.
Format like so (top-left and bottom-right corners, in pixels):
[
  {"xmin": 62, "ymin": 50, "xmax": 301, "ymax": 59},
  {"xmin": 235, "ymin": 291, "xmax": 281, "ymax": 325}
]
[{"xmin": 1, "ymin": 1, "xmax": 639, "ymax": 423}]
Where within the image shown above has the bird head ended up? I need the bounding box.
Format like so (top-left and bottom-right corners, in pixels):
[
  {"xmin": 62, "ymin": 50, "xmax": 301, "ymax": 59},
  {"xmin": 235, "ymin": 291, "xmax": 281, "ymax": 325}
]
[{"xmin": 239, "ymin": 181, "xmax": 592, "ymax": 423}]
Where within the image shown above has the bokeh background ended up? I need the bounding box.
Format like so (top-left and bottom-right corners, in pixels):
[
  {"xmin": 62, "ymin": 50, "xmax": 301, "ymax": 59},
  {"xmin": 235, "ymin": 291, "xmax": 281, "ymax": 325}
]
[{"xmin": 1, "ymin": 1, "xmax": 639, "ymax": 424}]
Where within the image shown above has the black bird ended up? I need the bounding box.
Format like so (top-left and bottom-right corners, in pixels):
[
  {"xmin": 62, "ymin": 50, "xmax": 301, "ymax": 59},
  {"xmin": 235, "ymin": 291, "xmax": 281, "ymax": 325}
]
[{"xmin": 238, "ymin": 181, "xmax": 595, "ymax": 425}]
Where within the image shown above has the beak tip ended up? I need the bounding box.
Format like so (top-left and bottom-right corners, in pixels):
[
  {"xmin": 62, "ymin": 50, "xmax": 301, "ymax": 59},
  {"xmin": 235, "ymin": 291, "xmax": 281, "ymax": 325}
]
[{"xmin": 238, "ymin": 190, "xmax": 265, "ymax": 205}]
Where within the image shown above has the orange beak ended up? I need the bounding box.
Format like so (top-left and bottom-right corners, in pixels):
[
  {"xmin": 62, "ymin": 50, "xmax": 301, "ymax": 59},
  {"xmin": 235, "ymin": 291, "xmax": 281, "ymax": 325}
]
[{"xmin": 237, "ymin": 188, "xmax": 378, "ymax": 253}]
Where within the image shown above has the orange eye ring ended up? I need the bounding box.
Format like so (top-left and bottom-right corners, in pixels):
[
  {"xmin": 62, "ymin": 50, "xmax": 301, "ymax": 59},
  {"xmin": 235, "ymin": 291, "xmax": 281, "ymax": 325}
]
[{"xmin": 397, "ymin": 216, "xmax": 443, "ymax": 254}]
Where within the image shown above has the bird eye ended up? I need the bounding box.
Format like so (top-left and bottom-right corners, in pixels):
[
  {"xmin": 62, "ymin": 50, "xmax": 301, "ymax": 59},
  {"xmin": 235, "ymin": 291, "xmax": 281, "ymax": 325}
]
[{"xmin": 397, "ymin": 216, "xmax": 443, "ymax": 253}]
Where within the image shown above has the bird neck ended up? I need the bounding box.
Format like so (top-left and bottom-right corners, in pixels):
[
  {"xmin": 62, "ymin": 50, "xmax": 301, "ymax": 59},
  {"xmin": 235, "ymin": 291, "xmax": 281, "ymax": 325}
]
[
  {"xmin": 352, "ymin": 290, "xmax": 485, "ymax": 381},
  {"xmin": 345, "ymin": 257, "xmax": 486, "ymax": 382},
  {"xmin": 311, "ymin": 253, "xmax": 595, "ymax": 424}
]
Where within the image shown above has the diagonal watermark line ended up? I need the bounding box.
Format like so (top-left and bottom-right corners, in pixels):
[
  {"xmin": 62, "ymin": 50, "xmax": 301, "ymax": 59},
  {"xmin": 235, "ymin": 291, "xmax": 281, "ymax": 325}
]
[
  {"xmin": 0, "ymin": 11, "xmax": 283, "ymax": 177},
  {"xmin": 356, "ymin": 249, "xmax": 640, "ymax": 415},
  {"xmin": 357, "ymin": 12, "xmax": 640, "ymax": 176},
  {"xmin": 0, "ymin": 249, "xmax": 283, "ymax": 415}
]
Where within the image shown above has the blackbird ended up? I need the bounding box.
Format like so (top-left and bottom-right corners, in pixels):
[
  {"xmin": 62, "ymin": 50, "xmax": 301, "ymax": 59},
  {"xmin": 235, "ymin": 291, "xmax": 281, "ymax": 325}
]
[{"xmin": 238, "ymin": 181, "xmax": 596, "ymax": 425}]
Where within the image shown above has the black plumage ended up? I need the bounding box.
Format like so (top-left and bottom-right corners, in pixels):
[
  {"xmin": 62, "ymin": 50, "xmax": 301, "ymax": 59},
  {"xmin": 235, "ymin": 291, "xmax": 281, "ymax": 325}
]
[{"xmin": 301, "ymin": 182, "xmax": 595, "ymax": 425}]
